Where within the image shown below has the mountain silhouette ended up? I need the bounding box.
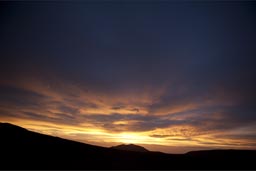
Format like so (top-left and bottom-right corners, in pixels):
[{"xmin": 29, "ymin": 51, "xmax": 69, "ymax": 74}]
[
  {"xmin": 0, "ymin": 122, "xmax": 256, "ymax": 169},
  {"xmin": 111, "ymin": 144, "xmax": 149, "ymax": 152}
]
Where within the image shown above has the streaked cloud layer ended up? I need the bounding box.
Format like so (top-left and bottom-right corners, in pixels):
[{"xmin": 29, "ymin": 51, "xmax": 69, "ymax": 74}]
[{"xmin": 0, "ymin": 2, "xmax": 256, "ymax": 153}]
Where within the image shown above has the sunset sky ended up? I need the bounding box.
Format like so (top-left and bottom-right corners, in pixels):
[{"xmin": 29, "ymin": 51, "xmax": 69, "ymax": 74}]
[{"xmin": 0, "ymin": 1, "xmax": 256, "ymax": 153}]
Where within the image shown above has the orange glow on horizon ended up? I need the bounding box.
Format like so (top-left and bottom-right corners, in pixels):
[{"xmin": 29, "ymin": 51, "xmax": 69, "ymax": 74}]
[
  {"xmin": 1, "ymin": 117, "xmax": 255, "ymax": 154},
  {"xmin": 0, "ymin": 75, "xmax": 255, "ymax": 153}
]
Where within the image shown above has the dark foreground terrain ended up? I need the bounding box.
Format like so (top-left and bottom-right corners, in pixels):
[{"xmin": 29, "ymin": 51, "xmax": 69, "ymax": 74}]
[
  {"xmin": 0, "ymin": 122, "xmax": 255, "ymax": 169},
  {"xmin": 111, "ymin": 143, "xmax": 150, "ymax": 152}
]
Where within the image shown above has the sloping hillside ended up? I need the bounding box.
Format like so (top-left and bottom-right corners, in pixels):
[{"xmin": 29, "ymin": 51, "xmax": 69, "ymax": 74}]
[{"xmin": 0, "ymin": 122, "xmax": 255, "ymax": 169}]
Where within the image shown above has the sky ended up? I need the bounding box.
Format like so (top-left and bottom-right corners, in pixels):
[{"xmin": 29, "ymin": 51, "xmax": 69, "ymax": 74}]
[{"xmin": 0, "ymin": 1, "xmax": 256, "ymax": 153}]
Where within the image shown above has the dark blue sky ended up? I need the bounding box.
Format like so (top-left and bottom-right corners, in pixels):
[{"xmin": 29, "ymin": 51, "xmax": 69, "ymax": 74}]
[{"xmin": 0, "ymin": 1, "xmax": 256, "ymax": 152}]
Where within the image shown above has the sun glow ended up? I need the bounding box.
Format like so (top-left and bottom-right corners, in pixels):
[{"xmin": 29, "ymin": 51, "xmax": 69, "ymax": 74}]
[
  {"xmin": 1, "ymin": 116, "xmax": 255, "ymax": 154},
  {"xmin": 114, "ymin": 132, "xmax": 164, "ymax": 145},
  {"xmin": 118, "ymin": 133, "xmax": 142, "ymax": 144}
]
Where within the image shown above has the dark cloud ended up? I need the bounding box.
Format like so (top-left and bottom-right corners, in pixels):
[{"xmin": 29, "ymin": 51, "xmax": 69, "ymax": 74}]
[
  {"xmin": 130, "ymin": 108, "xmax": 140, "ymax": 112},
  {"xmin": 150, "ymin": 134, "xmax": 171, "ymax": 138},
  {"xmin": 111, "ymin": 106, "xmax": 125, "ymax": 110},
  {"xmin": 57, "ymin": 105, "xmax": 79, "ymax": 115},
  {"xmin": 20, "ymin": 111, "xmax": 82, "ymax": 126},
  {"xmin": 216, "ymin": 134, "xmax": 256, "ymax": 143},
  {"xmin": 0, "ymin": 85, "xmax": 50, "ymax": 108}
]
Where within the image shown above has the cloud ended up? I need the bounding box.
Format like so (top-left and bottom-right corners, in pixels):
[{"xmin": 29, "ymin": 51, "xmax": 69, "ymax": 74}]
[
  {"xmin": 0, "ymin": 85, "xmax": 50, "ymax": 108},
  {"xmin": 1, "ymin": 80, "xmax": 255, "ymax": 137}
]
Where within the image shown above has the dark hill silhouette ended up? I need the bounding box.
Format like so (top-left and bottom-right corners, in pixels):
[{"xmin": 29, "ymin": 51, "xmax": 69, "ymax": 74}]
[
  {"xmin": 111, "ymin": 144, "xmax": 149, "ymax": 152},
  {"xmin": 0, "ymin": 122, "xmax": 256, "ymax": 169}
]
